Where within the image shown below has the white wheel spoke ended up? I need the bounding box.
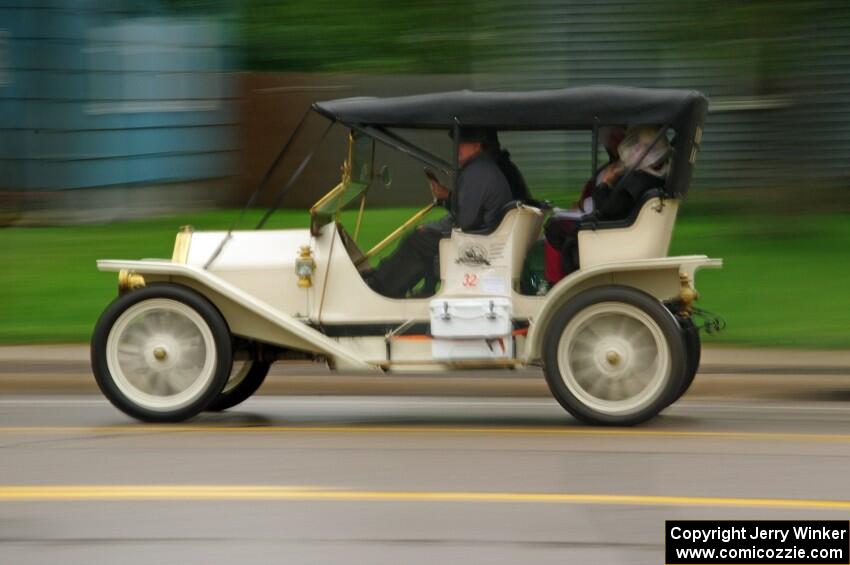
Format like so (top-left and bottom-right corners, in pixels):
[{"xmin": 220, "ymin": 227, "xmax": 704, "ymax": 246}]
[
  {"xmin": 609, "ymin": 378, "xmax": 626, "ymax": 401},
  {"xmin": 154, "ymin": 374, "xmax": 175, "ymax": 396},
  {"xmin": 127, "ymin": 320, "xmax": 151, "ymax": 339},
  {"xmin": 586, "ymin": 377, "xmax": 610, "ymax": 398},
  {"xmin": 572, "ymin": 363, "xmax": 597, "ymax": 389},
  {"xmin": 594, "ymin": 315, "xmax": 619, "ymax": 338},
  {"xmin": 128, "ymin": 368, "xmax": 153, "ymax": 391},
  {"xmin": 568, "ymin": 346, "xmax": 595, "ymax": 368},
  {"xmin": 117, "ymin": 343, "xmax": 141, "ymax": 357},
  {"xmin": 581, "ymin": 324, "xmax": 603, "ymax": 342},
  {"xmin": 171, "ymin": 368, "xmax": 197, "ymax": 392},
  {"xmin": 178, "ymin": 355, "xmax": 202, "ymax": 371},
  {"xmin": 572, "ymin": 331, "xmax": 599, "ymax": 351},
  {"xmin": 142, "ymin": 312, "xmax": 161, "ymax": 335},
  {"xmin": 613, "ymin": 315, "xmax": 631, "ymax": 338},
  {"xmin": 621, "ymin": 372, "xmax": 646, "ymax": 398}
]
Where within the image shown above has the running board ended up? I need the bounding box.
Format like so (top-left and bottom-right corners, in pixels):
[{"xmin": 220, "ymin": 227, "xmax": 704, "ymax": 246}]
[{"xmin": 372, "ymin": 359, "xmax": 525, "ymax": 370}]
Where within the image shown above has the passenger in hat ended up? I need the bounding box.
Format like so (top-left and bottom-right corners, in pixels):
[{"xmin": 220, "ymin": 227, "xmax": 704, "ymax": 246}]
[
  {"xmin": 592, "ymin": 125, "xmax": 671, "ymax": 219},
  {"xmin": 577, "ymin": 125, "xmax": 627, "ymax": 213},
  {"xmin": 544, "ymin": 125, "xmax": 625, "ymax": 283},
  {"xmin": 365, "ymin": 126, "xmax": 513, "ymax": 298},
  {"xmin": 544, "ymin": 125, "xmax": 671, "ymax": 281}
]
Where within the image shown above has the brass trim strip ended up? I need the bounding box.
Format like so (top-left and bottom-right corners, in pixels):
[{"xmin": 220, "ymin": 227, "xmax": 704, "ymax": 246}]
[
  {"xmin": 353, "ymin": 191, "xmax": 368, "ymax": 242},
  {"xmin": 309, "ymin": 181, "xmax": 347, "ymax": 215},
  {"xmin": 171, "ymin": 225, "xmax": 194, "ymax": 264},
  {"xmin": 364, "ymin": 203, "xmax": 435, "ymax": 259}
]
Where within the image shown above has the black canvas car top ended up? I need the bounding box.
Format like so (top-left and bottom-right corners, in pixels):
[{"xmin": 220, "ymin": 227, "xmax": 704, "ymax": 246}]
[{"xmin": 313, "ymin": 86, "xmax": 707, "ymax": 132}]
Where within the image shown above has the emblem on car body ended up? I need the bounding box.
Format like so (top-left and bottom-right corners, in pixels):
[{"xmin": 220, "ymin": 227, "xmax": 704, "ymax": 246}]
[{"xmin": 456, "ymin": 244, "xmax": 490, "ymax": 266}]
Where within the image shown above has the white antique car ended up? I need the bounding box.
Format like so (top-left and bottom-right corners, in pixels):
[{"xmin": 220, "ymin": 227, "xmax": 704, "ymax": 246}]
[{"xmin": 91, "ymin": 86, "xmax": 721, "ymax": 425}]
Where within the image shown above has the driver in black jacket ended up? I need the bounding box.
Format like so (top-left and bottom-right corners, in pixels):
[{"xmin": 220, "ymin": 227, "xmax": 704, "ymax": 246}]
[{"xmin": 365, "ymin": 127, "xmax": 513, "ymax": 298}]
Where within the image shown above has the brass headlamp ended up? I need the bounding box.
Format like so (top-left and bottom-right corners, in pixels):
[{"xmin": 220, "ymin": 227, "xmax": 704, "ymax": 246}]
[{"xmin": 295, "ymin": 245, "xmax": 316, "ymax": 288}]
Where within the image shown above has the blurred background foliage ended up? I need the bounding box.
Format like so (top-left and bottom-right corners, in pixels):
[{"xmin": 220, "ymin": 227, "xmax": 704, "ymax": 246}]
[
  {"xmin": 101, "ymin": 0, "xmax": 845, "ymax": 81},
  {"xmin": 156, "ymin": 0, "xmax": 477, "ymax": 73},
  {"xmin": 651, "ymin": 0, "xmax": 821, "ymax": 89},
  {"xmin": 238, "ymin": 0, "xmax": 476, "ymax": 73}
]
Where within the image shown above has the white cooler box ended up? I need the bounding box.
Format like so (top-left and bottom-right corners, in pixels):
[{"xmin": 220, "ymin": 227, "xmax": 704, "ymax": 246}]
[{"xmin": 429, "ymin": 298, "xmax": 513, "ymax": 360}]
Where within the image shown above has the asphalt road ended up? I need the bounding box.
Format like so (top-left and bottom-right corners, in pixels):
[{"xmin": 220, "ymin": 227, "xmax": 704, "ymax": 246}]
[{"xmin": 2, "ymin": 391, "xmax": 850, "ymax": 564}]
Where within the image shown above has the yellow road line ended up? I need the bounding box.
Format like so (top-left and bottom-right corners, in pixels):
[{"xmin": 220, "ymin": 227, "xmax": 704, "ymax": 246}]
[
  {"xmin": 0, "ymin": 486, "xmax": 849, "ymax": 510},
  {"xmin": 1, "ymin": 425, "xmax": 850, "ymax": 443}
]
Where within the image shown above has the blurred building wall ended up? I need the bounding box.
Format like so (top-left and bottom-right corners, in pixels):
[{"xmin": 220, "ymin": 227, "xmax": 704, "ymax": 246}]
[
  {"xmin": 241, "ymin": 0, "xmax": 850, "ymax": 210},
  {"xmin": 3, "ymin": 1, "xmax": 849, "ymax": 220},
  {"xmin": 472, "ymin": 0, "xmax": 850, "ymax": 197},
  {"xmin": 240, "ymin": 72, "xmax": 474, "ymax": 208},
  {"xmin": 0, "ymin": 1, "xmax": 239, "ymax": 222}
]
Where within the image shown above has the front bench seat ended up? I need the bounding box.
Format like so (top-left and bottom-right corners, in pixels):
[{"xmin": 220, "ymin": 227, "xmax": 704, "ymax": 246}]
[{"xmin": 438, "ymin": 203, "xmax": 545, "ymax": 294}]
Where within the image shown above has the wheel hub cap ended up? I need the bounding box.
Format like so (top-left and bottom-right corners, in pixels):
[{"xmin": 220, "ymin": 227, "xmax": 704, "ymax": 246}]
[{"xmin": 592, "ymin": 337, "xmax": 633, "ymax": 379}]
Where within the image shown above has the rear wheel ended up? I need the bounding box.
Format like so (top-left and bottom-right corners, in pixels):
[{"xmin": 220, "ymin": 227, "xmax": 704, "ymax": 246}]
[
  {"xmin": 675, "ymin": 316, "xmax": 701, "ymax": 401},
  {"xmin": 543, "ymin": 286, "xmax": 686, "ymax": 426},
  {"xmin": 91, "ymin": 284, "xmax": 232, "ymax": 422},
  {"xmin": 206, "ymin": 360, "xmax": 271, "ymax": 412}
]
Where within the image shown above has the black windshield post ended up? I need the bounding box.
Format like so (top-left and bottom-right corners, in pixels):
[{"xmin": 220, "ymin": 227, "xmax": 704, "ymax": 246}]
[
  {"xmin": 203, "ymin": 109, "xmax": 312, "ymax": 270},
  {"xmin": 591, "ymin": 119, "xmax": 599, "ymax": 177},
  {"xmin": 452, "ymin": 117, "xmax": 460, "ymax": 182},
  {"xmin": 255, "ymin": 119, "xmax": 335, "ymax": 230},
  {"xmin": 236, "ymin": 109, "xmax": 311, "ymax": 231}
]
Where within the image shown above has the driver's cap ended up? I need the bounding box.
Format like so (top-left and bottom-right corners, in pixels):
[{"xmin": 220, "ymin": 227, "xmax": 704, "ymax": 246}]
[{"xmin": 449, "ymin": 126, "xmax": 498, "ymax": 144}]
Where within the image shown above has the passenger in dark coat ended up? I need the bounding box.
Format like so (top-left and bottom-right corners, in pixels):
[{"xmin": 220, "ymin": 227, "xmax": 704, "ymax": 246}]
[
  {"xmin": 592, "ymin": 125, "xmax": 671, "ymax": 220},
  {"xmin": 544, "ymin": 125, "xmax": 671, "ymax": 279}
]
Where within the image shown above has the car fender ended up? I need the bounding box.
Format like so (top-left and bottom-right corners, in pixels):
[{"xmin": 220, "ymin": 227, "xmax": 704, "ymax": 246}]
[
  {"xmin": 522, "ymin": 255, "xmax": 722, "ymax": 363},
  {"xmin": 97, "ymin": 259, "xmax": 377, "ymax": 371}
]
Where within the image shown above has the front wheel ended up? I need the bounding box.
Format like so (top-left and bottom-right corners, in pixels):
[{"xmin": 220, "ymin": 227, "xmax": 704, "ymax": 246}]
[
  {"xmin": 91, "ymin": 284, "xmax": 233, "ymax": 422},
  {"xmin": 543, "ymin": 286, "xmax": 686, "ymax": 426}
]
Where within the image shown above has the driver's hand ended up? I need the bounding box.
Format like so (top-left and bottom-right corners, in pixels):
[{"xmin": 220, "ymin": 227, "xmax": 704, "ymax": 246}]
[{"xmin": 429, "ymin": 178, "xmax": 450, "ymax": 201}]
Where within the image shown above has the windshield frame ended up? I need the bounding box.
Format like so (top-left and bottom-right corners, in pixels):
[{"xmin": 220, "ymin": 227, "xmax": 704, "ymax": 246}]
[{"xmin": 309, "ymin": 131, "xmax": 375, "ymax": 237}]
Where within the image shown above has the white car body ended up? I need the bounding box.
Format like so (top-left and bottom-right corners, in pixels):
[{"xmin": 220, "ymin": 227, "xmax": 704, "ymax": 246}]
[{"xmin": 98, "ymin": 196, "xmax": 720, "ymax": 372}]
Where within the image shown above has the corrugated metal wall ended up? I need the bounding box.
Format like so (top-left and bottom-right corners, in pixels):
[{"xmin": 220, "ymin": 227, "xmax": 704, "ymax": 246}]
[
  {"xmin": 472, "ymin": 0, "xmax": 850, "ymax": 202},
  {"xmin": 0, "ymin": 1, "xmax": 238, "ymax": 193}
]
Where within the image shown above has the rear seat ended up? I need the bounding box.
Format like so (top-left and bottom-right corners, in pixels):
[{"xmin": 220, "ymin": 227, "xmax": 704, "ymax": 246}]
[{"xmin": 576, "ymin": 189, "xmax": 679, "ymax": 269}]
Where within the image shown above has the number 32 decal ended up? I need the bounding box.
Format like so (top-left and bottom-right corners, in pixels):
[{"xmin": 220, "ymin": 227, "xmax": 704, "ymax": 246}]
[{"xmin": 462, "ymin": 273, "xmax": 479, "ymax": 288}]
